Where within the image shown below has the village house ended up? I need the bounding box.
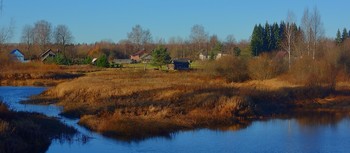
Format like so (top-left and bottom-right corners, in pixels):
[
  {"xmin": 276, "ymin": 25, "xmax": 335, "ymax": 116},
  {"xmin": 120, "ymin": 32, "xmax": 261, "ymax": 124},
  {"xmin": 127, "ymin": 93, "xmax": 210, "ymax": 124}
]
[
  {"xmin": 130, "ymin": 49, "xmax": 147, "ymax": 62},
  {"xmin": 171, "ymin": 58, "xmax": 191, "ymax": 70},
  {"xmin": 40, "ymin": 49, "xmax": 57, "ymax": 61},
  {"xmin": 216, "ymin": 53, "xmax": 229, "ymax": 60},
  {"xmin": 10, "ymin": 49, "xmax": 26, "ymax": 62},
  {"xmin": 199, "ymin": 52, "xmax": 209, "ymax": 60}
]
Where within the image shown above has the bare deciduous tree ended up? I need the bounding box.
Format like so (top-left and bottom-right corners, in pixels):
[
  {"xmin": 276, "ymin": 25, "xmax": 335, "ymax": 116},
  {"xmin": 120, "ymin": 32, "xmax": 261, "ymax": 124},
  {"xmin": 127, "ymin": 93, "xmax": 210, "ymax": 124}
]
[
  {"xmin": 301, "ymin": 7, "xmax": 324, "ymax": 60},
  {"xmin": 283, "ymin": 11, "xmax": 296, "ymax": 69},
  {"xmin": 189, "ymin": 24, "xmax": 208, "ymax": 52},
  {"xmin": 53, "ymin": 24, "xmax": 73, "ymax": 53},
  {"xmin": 301, "ymin": 8, "xmax": 312, "ymax": 57},
  {"xmin": 0, "ymin": 20, "xmax": 14, "ymax": 51},
  {"xmin": 225, "ymin": 34, "xmax": 237, "ymax": 55},
  {"xmin": 127, "ymin": 24, "xmax": 152, "ymax": 50},
  {"xmin": 33, "ymin": 20, "xmax": 52, "ymax": 51},
  {"xmin": 310, "ymin": 6, "xmax": 324, "ymax": 60},
  {"xmin": 21, "ymin": 24, "xmax": 34, "ymax": 57}
]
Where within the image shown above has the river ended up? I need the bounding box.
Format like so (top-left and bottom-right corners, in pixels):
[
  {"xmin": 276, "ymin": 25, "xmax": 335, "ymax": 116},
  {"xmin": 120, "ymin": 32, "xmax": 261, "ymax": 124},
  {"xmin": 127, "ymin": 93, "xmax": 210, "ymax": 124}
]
[{"xmin": 1, "ymin": 86, "xmax": 350, "ymax": 153}]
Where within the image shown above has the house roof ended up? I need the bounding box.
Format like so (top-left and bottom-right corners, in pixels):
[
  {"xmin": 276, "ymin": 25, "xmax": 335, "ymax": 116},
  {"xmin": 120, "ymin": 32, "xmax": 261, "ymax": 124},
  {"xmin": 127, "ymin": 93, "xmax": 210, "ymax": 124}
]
[
  {"xmin": 172, "ymin": 58, "xmax": 191, "ymax": 63},
  {"xmin": 140, "ymin": 53, "xmax": 152, "ymax": 60},
  {"xmin": 40, "ymin": 49, "xmax": 56, "ymax": 58},
  {"xmin": 131, "ymin": 50, "xmax": 146, "ymax": 56},
  {"xmin": 10, "ymin": 49, "xmax": 24, "ymax": 56}
]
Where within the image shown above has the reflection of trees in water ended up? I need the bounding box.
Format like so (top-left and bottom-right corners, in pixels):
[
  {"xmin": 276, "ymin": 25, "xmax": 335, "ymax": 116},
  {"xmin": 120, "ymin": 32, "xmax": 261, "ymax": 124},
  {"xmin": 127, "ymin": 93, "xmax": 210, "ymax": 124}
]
[
  {"xmin": 295, "ymin": 111, "xmax": 349, "ymax": 127},
  {"xmin": 210, "ymin": 120, "xmax": 252, "ymax": 132}
]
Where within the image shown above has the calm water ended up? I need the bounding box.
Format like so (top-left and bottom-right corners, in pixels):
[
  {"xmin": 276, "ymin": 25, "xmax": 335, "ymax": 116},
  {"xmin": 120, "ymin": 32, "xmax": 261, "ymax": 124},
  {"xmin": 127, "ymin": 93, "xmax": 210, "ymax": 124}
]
[{"xmin": 1, "ymin": 86, "xmax": 350, "ymax": 153}]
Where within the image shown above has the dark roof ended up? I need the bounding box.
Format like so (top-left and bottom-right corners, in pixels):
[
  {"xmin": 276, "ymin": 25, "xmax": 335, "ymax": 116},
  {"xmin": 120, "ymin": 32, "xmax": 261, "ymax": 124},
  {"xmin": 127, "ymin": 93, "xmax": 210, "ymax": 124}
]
[
  {"xmin": 172, "ymin": 58, "xmax": 191, "ymax": 63},
  {"xmin": 40, "ymin": 49, "xmax": 55, "ymax": 58}
]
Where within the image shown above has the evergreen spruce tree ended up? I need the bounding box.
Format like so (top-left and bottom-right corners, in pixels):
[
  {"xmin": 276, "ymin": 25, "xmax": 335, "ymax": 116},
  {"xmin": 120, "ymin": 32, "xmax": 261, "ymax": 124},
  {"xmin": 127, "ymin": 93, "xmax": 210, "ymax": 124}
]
[
  {"xmin": 272, "ymin": 22, "xmax": 280, "ymax": 50},
  {"xmin": 336, "ymin": 29, "xmax": 342, "ymax": 45},
  {"xmin": 264, "ymin": 22, "xmax": 271, "ymax": 51},
  {"xmin": 279, "ymin": 21, "xmax": 286, "ymax": 44},
  {"xmin": 250, "ymin": 24, "xmax": 264, "ymax": 56},
  {"xmin": 342, "ymin": 28, "xmax": 348, "ymax": 41},
  {"xmin": 151, "ymin": 45, "xmax": 171, "ymax": 69}
]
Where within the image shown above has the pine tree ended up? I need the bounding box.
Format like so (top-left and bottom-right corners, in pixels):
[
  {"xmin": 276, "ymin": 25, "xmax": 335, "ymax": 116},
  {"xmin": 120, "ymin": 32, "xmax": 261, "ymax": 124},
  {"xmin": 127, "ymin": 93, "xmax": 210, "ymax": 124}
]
[
  {"xmin": 336, "ymin": 29, "xmax": 342, "ymax": 45},
  {"xmin": 151, "ymin": 45, "xmax": 171, "ymax": 69}
]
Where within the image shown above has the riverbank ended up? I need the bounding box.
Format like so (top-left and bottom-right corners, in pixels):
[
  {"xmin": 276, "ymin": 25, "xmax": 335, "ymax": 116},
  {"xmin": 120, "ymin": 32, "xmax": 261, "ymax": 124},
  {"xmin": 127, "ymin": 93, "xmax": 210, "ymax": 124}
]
[
  {"xmin": 0, "ymin": 63, "xmax": 99, "ymax": 86},
  {"xmin": 0, "ymin": 101, "xmax": 77, "ymax": 153},
  {"xmin": 26, "ymin": 69, "xmax": 350, "ymax": 141}
]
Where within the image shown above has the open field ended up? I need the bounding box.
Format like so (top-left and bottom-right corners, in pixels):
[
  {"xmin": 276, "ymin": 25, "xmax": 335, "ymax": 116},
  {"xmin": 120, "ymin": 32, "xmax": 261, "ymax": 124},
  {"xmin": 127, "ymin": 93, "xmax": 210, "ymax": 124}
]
[{"xmin": 27, "ymin": 69, "xmax": 350, "ymax": 141}]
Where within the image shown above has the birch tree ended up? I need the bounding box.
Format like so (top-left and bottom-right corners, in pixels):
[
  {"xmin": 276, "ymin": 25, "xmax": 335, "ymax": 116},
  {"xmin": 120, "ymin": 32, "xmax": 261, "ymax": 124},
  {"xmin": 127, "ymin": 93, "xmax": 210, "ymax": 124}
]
[{"xmin": 284, "ymin": 11, "xmax": 296, "ymax": 69}]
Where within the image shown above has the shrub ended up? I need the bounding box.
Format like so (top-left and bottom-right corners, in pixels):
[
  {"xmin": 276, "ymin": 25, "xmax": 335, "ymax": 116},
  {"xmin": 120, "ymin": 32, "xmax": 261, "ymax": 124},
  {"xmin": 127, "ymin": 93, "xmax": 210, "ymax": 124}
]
[
  {"xmin": 96, "ymin": 54, "xmax": 109, "ymax": 68},
  {"xmin": 248, "ymin": 53, "xmax": 287, "ymax": 80},
  {"xmin": 45, "ymin": 53, "xmax": 72, "ymax": 65},
  {"xmin": 204, "ymin": 56, "xmax": 248, "ymax": 82},
  {"xmin": 289, "ymin": 56, "xmax": 337, "ymax": 90}
]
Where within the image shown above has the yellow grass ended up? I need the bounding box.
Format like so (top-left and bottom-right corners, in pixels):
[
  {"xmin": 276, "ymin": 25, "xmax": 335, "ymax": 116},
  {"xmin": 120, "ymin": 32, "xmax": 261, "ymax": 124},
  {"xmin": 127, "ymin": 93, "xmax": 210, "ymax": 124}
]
[{"xmin": 29, "ymin": 68, "xmax": 350, "ymax": 140}]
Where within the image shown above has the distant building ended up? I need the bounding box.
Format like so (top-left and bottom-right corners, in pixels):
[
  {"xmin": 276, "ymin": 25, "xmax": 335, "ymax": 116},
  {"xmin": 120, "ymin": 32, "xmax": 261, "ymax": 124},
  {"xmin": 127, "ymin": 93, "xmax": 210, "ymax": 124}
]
[
  {"xmin": 10, "ymin": 49, "xmax": 26, "ymax": 62},
  {"xmin": 112, "ymin": 59, "xmax": 133, "ymax": 64},
  {"xmin": 199, "ymin": 52, "xmax": 209, "ymax": 60},
  {"xmin": 40, "ymin": 49, "xmax": 56, "ymax": 61},
  {"xmin": 130, "ymin": 50, "xmax": 147, "ymax": 62},
  {"xmin": 216, "ymin": 53, "xmax": 229, "ymax": 60},
  {"xmin": 140, "ymin": 53, "xmax": 152, "ymax": 63},
  {"xmin": 172, "ymin": 58, "xmax": 191, "ymax": 70}
]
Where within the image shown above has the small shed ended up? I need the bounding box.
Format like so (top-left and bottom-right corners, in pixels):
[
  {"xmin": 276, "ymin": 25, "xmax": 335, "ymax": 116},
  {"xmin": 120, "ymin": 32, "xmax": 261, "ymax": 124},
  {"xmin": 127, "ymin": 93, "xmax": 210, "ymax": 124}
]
[
  {"xmin": 10, "ymin": 49, "xmax": 25, "ymax": 62},
  {"xmin": 40, "ymin": 49, "xmax": 56, "ymax": 61},
  {"xmin": 172, "ymin": 58, "xmax": 191, "ymax": 70}
]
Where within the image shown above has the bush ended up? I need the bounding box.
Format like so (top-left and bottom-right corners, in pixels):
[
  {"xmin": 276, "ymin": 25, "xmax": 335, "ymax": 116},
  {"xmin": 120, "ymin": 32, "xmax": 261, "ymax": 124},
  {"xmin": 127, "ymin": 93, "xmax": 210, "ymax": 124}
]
[
  {"xmin": 204, "ymin": 56, "xmax": 248, "ymax": 82},
  {"xmin": 289, "ymin": 56, "xmax": 337, "ymax": 90},
  {"xmin": 96, "ymin": 54, "xmax": 109, "ymax": 68},
  {"xmin": 45, "ymin": 53, "xmax": 72, "ymax": 65},
  {"xmin": 248, "ymin": 53, "xmax": 287, "ymax": 80}
]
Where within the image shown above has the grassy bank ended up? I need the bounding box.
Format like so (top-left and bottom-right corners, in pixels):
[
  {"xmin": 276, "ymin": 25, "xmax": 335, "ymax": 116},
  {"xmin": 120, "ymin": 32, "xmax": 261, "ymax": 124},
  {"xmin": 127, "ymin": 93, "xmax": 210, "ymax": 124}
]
[
  {"xmin": 0, "ymin": 62, "xmax": 99, "ymax": 86},
  {"xmin": 0, "ymin": 101, "xmax": 77, "ymax": 153},
  {"xmin": 27, "ymin": 69, "xmax": 350, "ymax": 141}
]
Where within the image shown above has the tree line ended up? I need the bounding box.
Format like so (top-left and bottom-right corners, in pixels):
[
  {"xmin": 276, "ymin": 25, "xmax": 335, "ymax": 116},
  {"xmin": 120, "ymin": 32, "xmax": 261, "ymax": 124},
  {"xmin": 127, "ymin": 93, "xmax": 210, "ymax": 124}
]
[{"xmin": 21, "ymin": 20, "xmax": 73, "ymax": 59}]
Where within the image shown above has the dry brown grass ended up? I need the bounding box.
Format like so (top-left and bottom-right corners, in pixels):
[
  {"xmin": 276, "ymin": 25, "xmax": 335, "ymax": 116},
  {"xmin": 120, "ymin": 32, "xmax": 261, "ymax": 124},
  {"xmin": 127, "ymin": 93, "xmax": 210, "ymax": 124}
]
[
  {"xmin": 22, "ymin": 70, "xmax": 350, "ymax": 141},
  {"xmin": 0, "ymin": 61, "xmax": 99, "ymax": 86},
  {"xmin": 0, "ymin": 100, "xmax": 77, "ymax": 153},
  {"xmin": 29, "ymin": 68, "xmax": 350, "ymax": 141}
]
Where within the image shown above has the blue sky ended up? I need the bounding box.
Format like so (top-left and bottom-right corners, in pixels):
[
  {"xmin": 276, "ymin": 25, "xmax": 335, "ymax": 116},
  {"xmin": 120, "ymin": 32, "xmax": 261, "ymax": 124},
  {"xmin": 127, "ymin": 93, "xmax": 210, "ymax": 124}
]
[{"xmin": 0, "ymin": 0, "xmax": 349, "ymax": 44}]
